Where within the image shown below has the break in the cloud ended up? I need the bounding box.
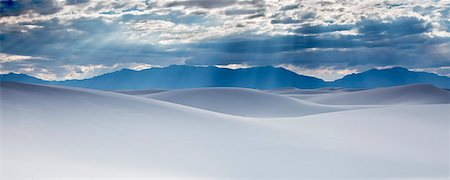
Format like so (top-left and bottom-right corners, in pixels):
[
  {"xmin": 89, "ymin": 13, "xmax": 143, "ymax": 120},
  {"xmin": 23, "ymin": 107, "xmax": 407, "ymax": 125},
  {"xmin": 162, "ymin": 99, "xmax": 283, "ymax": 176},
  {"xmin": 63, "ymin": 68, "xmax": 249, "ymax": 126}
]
[{"xmin": 0, "ymin": 0, "xmax": 449, "ymax": 80}]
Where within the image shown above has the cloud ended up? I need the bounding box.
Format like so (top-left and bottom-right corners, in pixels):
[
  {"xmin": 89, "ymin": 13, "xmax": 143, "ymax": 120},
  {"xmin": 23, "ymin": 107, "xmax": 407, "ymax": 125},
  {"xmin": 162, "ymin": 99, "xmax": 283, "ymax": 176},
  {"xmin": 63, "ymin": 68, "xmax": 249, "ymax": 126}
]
[
  {"xmin": 0, "ymin": 53, "xmax": 47, "ymax": 63},
  {"xmin": 61, "ymin": 64, "xmax": 112, "ymax": 80},
  {"xmin": 270, "ymin": 17, "xmax": 301, "ymax": 24},
  {"xmin": 165, "ymin": 0, "xmax": 236, "ymax": 9},
  {"xmin": 0, "ymin": 0, "xmax": 62, "ymax": 16},
  {"xmin": 128, "ymin": 63, "xmax": 161, "ymax": 70},
  {"xmin": 412, "ymin": 66, "xmax": 450, "ymax": 77},
  {"xmin": 65, "ymin": 0, "xmax": 90, "ymax": 5},
  {"xmin": 295, "ymin": 24, "xmax": 353, "ymax": 34},
  {"xmin": 0, "ymin": 16, "xmax": 190, "ymax": 79},
  {"xmin": 276, "ymin": 64, "xmax": 358, "ymax": 81},
  {"xmin": 279, "ymin": 4, "xmax": 299, "ymax": 11},
  {"xmin": 356, "ymin": 17, "xmax": 432, "ymax": 38},
  {"xmin": 224, "ymin": 8, "xmax": 262, "ymax": 16},
  {"xmin": 246, "ymin": 13, "xmax": 265, "ymax": 19},
  {"xmin": 215, "ymin": 63, "xmax": 253, "ymax": 69},
  {"xmin": 1, "ymin": 0, "xmax": 449, "ymax": 80},
  {"xmin": 185, "ymin": 37, "xmax": 450, "ymax": 76}
]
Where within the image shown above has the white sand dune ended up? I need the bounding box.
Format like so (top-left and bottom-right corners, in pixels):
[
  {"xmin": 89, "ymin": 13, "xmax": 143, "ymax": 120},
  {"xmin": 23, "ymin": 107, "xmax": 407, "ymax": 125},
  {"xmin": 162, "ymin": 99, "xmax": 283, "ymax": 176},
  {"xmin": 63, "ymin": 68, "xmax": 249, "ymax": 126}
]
[
  {"xmin": 263, "ymin": 104, "xmax": 449, "ymax": 176},
  {"xmin": 0, "ymin": 82, "xmax": 288, "ymax": 177},
  {"xmin": 311, "ymin": 84, "xmax": 450, "ymax": 105},
  {"xmin": 145, "ymin": 87, "xmax": 343, "ymax": 117},
  {"xmin": 1, "ymin": 82, "xmax": 448, "ymax": 179},
  {"xmin": 117, "ymin": 89, "xmax": 169, "ymax": 95},
  {"xmin": 267, "ymin": 87, "xmax": 357, "ymax": 94},
  {"xmin": 267, "ymin": 87, "xmax": 364, "ymax": 101}
]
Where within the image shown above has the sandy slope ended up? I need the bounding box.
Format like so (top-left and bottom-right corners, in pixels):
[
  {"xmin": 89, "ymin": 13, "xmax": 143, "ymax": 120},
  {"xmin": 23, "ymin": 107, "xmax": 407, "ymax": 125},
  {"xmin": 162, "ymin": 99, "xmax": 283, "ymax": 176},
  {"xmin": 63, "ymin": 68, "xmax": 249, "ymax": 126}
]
[
  {"xmin": 310, "ymin": 84, "xmax": 450, "ymax": 105},
  {"xmin": 1, "ymin": 82, "xmax": 449, "ymax": 179},
  {"xmin": 146, "ymin": 87, "xmax": 343, "ymax": 117},
  {"xmin": 263, "ymin": 104, "xmax": 449, "ymax": 172},
  {"xmin": 267, "ymin": 87, "xmax": 365, "ymax": 101},
  {"xmin": 117, "ymin": 89, "xmax": 169, "ymax": 95},
  {"xmin": 0, "ymin": 82, "xmax": 287, "ymax": 177},
  {"xmin": 266, "ymin": 87, "xmax": 359, "ymax": 94}
]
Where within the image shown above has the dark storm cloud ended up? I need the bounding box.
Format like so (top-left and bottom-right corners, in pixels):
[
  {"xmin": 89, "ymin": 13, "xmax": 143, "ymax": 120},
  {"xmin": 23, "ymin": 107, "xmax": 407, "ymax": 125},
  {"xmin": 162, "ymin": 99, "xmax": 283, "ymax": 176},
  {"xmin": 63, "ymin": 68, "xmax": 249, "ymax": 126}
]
[
  {"xmin": 0, "ymin": 0, "xmax": 62, "ymax": 16},
  {"xmin": 185, "ymin": 43, "xmax": 450, "ymax": 70},
  {"xmin": 184, "ymin": 16, "xmax": 450, "ymax": 70},
  {"xmin": 192, "ymin": 35, "xmax": 364, "ymax": 54},
  {"xmin": 0, "ymin": 18, "xmax": 118, "ymax": 56},
  {"xmin": 1, "ymin": 0, "xmax": 449, "ymax": 80},
  {"xmin": 357, "ymin": 17, "xmax": 432, "ymax": 38},
  {"xmin": 295, "ymin": 24, "xmax": 353, "ymax": 34},
  {"xmin": 224, "ymin": 8, "xmax": 263, "ymax": 16},
  {"xmin": 195, "ymin": 17, "xmax": 440, "ymax": 54},
  {"xmin": 165, "ymin": 0, "xmax": 237, "ymax": 9},
  {"xmin": 246, "ymin": 13, "xmax": 264, "ymax": 19},
  {"xmin": 280, "ymin": 4, "xmax": 300, "ymax": 11},
  {"xmin": 65, "ymin": 0, "xmax": 90, "ymax": 5},
  {"xmin": 0, "ymin": 17, "xmax": 188, "ymax": 75},
  {"xmin": 270, "ymin": 17, "xmax": 301, "ymax": 24}
]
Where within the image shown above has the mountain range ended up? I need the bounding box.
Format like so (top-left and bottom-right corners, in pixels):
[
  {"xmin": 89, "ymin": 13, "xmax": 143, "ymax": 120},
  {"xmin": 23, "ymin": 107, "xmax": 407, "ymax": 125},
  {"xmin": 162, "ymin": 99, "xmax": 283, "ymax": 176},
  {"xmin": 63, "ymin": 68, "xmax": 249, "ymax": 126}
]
[{"xmin": 1, "ymin": 65, "xmax": 449, "ymax": 90}]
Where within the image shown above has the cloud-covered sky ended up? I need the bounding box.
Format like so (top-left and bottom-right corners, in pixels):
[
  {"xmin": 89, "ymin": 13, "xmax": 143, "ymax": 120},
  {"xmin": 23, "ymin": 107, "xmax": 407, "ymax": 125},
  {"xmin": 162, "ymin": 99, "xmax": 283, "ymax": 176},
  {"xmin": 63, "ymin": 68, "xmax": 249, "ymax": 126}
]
[{"xmin": 1, "ymin": 0, "xmax": 449, "ymax": 81}]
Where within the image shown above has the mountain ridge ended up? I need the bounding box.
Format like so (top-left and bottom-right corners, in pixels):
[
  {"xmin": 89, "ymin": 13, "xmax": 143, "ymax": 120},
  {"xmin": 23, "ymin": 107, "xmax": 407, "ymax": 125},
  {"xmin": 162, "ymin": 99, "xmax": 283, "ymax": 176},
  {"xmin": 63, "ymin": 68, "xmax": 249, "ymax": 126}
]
[
  {"xmin": 1, "ymin": 65, "xmax": 450, "ymax": 89},
  {"xmin": 330, "ymin": 67, "xmax": 450, "ymax": 88}
]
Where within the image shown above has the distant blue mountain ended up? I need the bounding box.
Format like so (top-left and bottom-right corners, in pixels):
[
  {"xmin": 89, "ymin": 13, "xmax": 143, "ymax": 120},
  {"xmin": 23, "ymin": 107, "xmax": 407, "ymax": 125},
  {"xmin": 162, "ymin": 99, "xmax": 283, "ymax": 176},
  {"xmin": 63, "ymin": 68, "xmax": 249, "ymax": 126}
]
[
  {"xmin": 1, "ymin": 66, "xmax": 450, "ymax": 89},
  {"xmin": 53, "ymin": 65, "xmax": 326, "ymax": 90},
  {"xmin": 330, "ymin": 67, "xmax": 450, "ymax": 88},
  {"xmin": 0, "ymin": 73, "xmax": 46, "ymax": 84}
]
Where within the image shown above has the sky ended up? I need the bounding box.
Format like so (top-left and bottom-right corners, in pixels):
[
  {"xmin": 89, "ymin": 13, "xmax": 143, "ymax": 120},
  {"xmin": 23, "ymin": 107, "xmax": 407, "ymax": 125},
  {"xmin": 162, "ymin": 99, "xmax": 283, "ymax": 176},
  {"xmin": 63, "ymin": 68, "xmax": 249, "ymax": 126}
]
[{"xmin": 0, "ymin": 0, "xmax": 449, "ymax": 81}]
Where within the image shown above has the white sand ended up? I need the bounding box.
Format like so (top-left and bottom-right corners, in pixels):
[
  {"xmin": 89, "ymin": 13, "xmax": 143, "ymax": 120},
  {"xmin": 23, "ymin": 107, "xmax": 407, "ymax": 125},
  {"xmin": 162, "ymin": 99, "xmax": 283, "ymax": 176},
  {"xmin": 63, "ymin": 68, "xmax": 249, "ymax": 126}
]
[
  {"xmin": 146, "ymin": 87, "xmax": 344, "ymax": 117},
  {"xmin": 310, "ymin": 84, "xmax": 450, "ymax": 105},
  {"xmin": 1, "ymin": 82, "xmax": 448, "ymax": 179}
]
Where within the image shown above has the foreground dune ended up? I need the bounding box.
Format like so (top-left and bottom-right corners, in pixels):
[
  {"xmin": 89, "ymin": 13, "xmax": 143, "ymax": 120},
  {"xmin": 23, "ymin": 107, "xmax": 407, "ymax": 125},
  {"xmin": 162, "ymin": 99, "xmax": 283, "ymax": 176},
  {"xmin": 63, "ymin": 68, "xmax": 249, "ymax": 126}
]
[
  {"xmin": 0, "ymin": 82, "xmax": 448, "ymax": 179},
  {"xmin": 146, "ymin": 87, "xmax": 344, "ymax": 117}
]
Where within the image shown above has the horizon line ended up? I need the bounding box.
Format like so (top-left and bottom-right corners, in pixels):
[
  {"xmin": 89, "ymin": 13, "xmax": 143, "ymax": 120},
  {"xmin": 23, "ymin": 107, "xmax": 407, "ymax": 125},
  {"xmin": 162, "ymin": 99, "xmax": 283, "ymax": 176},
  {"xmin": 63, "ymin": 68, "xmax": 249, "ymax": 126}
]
[{"xmin": 0, "ymin": 65, "xmax": 446, "ymax": 82}]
